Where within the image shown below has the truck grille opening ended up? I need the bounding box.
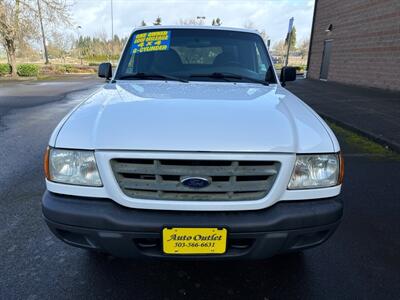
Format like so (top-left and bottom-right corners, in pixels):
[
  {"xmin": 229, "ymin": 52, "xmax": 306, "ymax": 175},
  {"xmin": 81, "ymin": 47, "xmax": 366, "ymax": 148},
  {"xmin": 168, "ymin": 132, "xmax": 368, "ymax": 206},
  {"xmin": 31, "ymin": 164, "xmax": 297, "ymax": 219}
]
[{"xmin": 110, "ymin": 159, "xmax": 280, "ymax": 201}]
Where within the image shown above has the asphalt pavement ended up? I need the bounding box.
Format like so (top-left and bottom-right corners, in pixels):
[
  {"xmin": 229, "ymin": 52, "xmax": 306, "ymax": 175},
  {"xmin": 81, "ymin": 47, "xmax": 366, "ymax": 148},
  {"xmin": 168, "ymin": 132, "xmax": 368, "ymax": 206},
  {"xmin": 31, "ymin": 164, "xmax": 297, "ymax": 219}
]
[
  {"xmin": 0, "ymin": 77, "xmax": 399, "ymax": 300},
  {"xmin": 286, "ymin": 79, "xmax": 400, "ymax": 152}
]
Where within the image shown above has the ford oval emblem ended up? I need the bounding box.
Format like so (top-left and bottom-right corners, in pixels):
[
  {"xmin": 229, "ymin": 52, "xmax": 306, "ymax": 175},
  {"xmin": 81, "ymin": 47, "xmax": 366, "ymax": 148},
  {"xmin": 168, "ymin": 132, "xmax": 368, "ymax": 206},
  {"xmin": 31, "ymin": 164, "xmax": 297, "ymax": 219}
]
[{"xmin": 180, "ymin": 177, "xmax": 210, "ymax": 189}]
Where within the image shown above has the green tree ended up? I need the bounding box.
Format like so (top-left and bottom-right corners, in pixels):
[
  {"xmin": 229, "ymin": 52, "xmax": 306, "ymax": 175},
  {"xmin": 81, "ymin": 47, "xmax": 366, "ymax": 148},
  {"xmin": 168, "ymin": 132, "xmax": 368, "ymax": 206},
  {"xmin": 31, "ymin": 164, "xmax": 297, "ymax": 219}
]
[
  {"xmin": 153, "ymin": 16, "xmax": 161, "ymax": 25},
  {"xmin": 73, "ymin": 33, "xmax": 127, "ymax": 62}
]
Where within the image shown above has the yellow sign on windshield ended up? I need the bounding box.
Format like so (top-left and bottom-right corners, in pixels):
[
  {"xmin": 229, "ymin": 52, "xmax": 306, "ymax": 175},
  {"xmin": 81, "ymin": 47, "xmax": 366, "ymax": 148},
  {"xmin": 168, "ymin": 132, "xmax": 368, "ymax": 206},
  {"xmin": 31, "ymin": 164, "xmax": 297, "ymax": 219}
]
[{"xmin": 132, "ymin": 31, "xmax": 171, "ymax": 53}]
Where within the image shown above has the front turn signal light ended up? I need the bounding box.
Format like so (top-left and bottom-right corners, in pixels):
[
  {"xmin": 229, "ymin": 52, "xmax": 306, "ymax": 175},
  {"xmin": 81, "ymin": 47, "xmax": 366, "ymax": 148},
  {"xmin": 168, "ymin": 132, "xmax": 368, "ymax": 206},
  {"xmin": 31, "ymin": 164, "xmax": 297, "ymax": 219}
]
[
  {"xmin": 338, "ymin": 152, "xmax": 344, "ymax": 184},
  {"xmin": 44, "ymin": 146, "xmax": 50, "ymax": 180}
]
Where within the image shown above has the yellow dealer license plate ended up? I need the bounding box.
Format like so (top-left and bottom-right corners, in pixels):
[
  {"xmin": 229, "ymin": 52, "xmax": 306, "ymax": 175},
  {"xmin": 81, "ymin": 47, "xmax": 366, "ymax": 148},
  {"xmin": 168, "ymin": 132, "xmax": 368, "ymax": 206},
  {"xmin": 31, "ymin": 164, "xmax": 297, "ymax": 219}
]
[{"xmin": 163, "ymin": 227, "xmax": 227, "ymax": 255}]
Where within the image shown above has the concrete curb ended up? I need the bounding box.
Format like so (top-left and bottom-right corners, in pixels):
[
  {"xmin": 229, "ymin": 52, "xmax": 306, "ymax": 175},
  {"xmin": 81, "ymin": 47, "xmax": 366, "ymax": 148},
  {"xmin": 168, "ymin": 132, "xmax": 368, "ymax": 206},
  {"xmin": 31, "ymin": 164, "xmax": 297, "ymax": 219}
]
[{"xmin": 319, "ymin": 112, "xmax": 400, "ymax": 154}]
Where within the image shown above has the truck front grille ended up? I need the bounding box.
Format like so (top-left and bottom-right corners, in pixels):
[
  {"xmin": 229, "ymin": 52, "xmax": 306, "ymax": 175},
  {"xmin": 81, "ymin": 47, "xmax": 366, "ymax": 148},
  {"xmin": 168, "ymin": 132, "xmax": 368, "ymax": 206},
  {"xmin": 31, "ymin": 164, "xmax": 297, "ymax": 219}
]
[{"xmin": 111, "ymin": 159, "xmax": 280, "ymax": 201}]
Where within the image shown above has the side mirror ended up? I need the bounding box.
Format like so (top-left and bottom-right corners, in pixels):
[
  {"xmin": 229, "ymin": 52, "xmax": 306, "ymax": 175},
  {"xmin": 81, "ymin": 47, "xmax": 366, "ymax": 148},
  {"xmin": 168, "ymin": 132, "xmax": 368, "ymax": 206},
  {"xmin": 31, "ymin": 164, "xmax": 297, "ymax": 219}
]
[
  {"xmin": 280, "ymin": 66, "xmax": 296, "ymax": 86},
  {"xmin": 98, "ymin": 62, "xmax": 112, "ymax": 79}
]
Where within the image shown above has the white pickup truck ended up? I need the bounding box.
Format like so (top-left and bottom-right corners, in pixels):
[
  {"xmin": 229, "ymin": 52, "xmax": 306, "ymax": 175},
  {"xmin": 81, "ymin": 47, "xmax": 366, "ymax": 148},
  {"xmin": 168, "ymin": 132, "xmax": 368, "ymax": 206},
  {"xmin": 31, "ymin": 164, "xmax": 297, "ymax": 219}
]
[{"xmin": 43, "ymin": 26, "xmax": 344, "ymax": 259}]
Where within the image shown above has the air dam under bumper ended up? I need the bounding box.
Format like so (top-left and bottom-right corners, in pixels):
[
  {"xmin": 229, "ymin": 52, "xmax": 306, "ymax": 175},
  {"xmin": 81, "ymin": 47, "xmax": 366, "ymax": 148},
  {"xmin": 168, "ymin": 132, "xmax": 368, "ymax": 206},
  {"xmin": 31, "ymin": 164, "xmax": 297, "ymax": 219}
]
[{"xmin": 42, "ymin": 191, "xmax": 343, "ymax": 260}]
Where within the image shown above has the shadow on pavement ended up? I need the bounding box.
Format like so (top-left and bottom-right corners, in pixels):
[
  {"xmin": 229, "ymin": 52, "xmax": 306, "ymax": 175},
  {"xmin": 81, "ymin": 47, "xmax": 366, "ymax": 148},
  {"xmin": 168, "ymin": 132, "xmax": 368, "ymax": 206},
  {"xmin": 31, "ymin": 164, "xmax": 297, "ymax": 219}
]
[{"xmin": 81, "ymin": 252, "xmax": 309, "ymax": 299}]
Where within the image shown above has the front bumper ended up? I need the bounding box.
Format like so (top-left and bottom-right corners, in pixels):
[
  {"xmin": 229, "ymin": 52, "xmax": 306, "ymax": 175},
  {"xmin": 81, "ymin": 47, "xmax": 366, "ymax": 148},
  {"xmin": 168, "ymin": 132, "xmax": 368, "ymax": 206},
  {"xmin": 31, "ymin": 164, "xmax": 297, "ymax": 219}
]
[{"xmin": 42, "ymin": 191, "xmax": 343, "ymax": 260}]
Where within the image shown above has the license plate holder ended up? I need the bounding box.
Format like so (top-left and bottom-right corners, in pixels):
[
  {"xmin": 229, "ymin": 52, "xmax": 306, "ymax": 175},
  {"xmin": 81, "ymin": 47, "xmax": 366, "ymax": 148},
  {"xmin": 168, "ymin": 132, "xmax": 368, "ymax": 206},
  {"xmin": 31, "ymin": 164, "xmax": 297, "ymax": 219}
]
[{"xmin": 162, "ymin": 227, "xmax": 227, "ymax": 255}]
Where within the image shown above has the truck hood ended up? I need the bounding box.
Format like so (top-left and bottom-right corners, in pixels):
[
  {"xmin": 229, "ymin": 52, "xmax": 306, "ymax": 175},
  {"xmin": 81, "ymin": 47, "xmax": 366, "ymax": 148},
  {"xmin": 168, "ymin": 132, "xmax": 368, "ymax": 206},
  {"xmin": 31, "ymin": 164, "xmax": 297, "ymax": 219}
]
[{"xmin": 54, "ymin": 81, "xmax": 336, "ymax": 153}]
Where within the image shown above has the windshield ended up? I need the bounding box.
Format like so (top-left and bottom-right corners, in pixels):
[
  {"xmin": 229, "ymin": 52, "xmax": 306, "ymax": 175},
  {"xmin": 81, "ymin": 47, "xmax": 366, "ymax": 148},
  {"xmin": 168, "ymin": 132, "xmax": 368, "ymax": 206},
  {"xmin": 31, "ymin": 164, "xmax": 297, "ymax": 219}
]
[{"xmin": 116, "ymin": 28, "xmax": 277, "ymax": 84}]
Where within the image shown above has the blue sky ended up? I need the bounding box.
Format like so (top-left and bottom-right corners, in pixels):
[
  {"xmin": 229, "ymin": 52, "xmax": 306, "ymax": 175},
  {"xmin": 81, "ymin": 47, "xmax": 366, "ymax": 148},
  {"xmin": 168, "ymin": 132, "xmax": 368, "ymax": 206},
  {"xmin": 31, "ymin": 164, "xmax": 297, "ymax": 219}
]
[{"xmin": 71, "ymin": 0, "xmax": 315, "ymax": 45}]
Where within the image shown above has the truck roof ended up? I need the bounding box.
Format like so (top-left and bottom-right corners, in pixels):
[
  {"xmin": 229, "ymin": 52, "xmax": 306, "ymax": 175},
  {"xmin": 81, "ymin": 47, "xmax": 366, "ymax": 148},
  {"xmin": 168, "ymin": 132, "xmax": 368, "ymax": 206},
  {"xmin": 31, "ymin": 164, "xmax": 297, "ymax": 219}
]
[{"xmin": 132, "ymin": 25, "xmax": 259, "ymax": 34}]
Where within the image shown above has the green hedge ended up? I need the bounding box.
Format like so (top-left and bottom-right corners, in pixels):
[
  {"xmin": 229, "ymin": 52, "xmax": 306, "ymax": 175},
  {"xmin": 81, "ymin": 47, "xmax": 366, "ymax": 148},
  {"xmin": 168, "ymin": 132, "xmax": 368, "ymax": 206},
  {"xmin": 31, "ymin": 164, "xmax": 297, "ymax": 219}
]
[
  {"xmin": 85, "ymin": 54, "xmax": 120, "ymax": 61},
  {"xmin": 56, "ymin": 65, "xmax": 67, "ymax": 73},
  {"xmin": 64, "ymin": 64, "xmax": 73, "ymax": 73},
  {"xmin": 274, "ymin": 64, "xmax": 306, "ymax": 73},
  {"xmin": 293, "ymin": 65, "xmax": 306, "ymax": 72},
  {"xmin": 39, "ymin": 64, "xmax": 96, "ymax": 75},
  {"xmin": 0, "ymin": 63, "xmax": 11, "ymax": 76},
  {"xmin": 17, "ymin": 64, "xmax": 39, "ymax": 77}
]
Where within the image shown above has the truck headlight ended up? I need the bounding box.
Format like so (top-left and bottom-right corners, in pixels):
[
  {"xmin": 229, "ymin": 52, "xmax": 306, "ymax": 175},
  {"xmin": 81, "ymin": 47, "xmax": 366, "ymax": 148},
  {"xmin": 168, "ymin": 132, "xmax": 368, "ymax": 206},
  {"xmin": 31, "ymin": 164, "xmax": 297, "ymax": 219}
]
[
  {"xmin": 288, "ymin": 153, "xmax": 343, "ymax": 189},
  {"xmin": 45, "ymin": 148, "xmax": 102, "ymax": 186}
]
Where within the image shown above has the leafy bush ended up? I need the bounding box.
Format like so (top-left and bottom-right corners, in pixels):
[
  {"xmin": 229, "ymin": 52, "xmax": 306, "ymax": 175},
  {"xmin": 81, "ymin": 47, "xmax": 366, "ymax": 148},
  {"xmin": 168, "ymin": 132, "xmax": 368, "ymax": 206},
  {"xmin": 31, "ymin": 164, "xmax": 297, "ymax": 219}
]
[
  {"xmin": 86, "ymin": 54, "xmax": 120, "ymax": 62},
  {"xmin": 0, "ymin": 63, "xmax": 11, "ymax": 76},
  {"xmin": 274, "ymin": 64, "xmax": 306, "ymax": 73},
  {"xmin": 64, "ymin": 64, "xmax": 73, "ymax": 73},
  {"xmin": 55, "ymin": 65, "xmax": 67, "ymax": 73},
  {"xmin": 39, "ymin": 65, "xmax": 64, "ymax": 75},
  {"xmin": 39, "ymin": 64, "xmax": 97, "ymax": 75},
  {"xmin": 274, "ymin": 63, "xmax": 283, "ymax": 70},
  {"xmin": 66, "ymin": 65, "xmax": 96, "ymax": 74},
  {"xmin": 17, "ymin": 64, "xmax": 39, "ymax": 77},
  {"xmin": 293, "ymin": 65, "xmax": 306, "ymax": 72}
]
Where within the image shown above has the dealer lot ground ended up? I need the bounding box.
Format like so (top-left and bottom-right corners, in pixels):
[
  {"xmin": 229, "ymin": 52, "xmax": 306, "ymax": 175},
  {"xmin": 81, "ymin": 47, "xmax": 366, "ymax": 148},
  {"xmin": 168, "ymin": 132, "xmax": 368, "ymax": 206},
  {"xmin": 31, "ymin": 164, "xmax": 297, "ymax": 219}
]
[{"xmin": 0, "ymin": 77, "xmax": 399, "ymax": 299}]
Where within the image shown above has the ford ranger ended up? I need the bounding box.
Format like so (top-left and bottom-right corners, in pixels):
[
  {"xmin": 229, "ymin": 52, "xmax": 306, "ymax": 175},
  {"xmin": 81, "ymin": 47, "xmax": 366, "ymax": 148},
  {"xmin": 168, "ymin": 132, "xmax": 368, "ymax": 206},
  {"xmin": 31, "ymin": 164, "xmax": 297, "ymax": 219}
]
[{"xmin": 42, "ymin": 26, "xmax": 344, "ymax": 259}]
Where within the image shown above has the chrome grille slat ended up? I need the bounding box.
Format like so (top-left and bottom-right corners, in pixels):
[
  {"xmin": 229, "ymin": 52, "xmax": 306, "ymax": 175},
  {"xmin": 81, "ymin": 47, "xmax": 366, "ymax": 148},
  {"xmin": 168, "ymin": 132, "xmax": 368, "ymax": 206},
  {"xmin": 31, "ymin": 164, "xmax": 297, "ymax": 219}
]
[
  {"xmin": 113, "ymin": 163, "xmax": 278, "ymax": 176},
  {"xmin": 118, "ymin": 178, "xmax": 272, "ymax": 192},
  {"xmin": 123, "ymin": 190, "xmax": 267, "ymax": 201},
  {"xmin": 111, "ymin": 159, "xmax": 280, "ymax": 201}
]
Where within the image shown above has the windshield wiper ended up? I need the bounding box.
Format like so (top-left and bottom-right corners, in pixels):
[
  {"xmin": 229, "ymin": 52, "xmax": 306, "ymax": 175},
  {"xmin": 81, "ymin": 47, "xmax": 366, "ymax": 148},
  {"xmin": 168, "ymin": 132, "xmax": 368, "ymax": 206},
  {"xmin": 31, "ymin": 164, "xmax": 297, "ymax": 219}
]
[
  {"xmin": 118, "ymin": 72, "xmax": 188, "ymax": 83},
  {"xmin": 189, "ymin": 72, "xmax": 269, "ymax": 86}
]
